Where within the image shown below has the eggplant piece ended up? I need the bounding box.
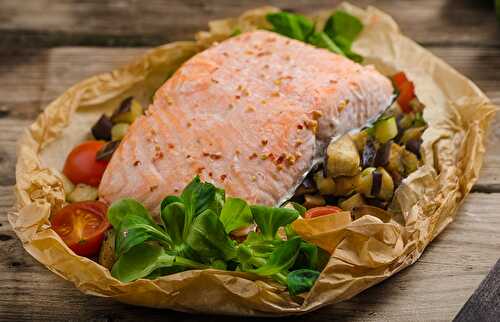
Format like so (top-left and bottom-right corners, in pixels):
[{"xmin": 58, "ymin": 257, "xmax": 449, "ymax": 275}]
[
  {"xmin": 373, "ymin": 116, "xmax": 398, "ymax": 144},
  {"xmin": 332, "ymin": 175, "xmax": 359, "ymax": 197},
  {"xmin": 96, "ymin": 140, "xmax": 121, "ymax": 162},
  {"xmin": 91, "ymin": 114, "xmax": 113, "ymax": 141},
  {"xmin": 313, "ymin": 171, "xmax": 336, "ymax": 195},
  {"xmin": 400, "ymin": 126, "xmax": 426, "ymax": 145},
  {"xmin": 67, "ymin": 183, "xmax": 98, "ymax": 203},
  {"xmin": 326, "ymin": 135, "xmax": 360, "ymax": 177},
  {"xmin": 349, "ymin": 130, "xmax": 368, "ymax": 153},
  {"xmin": 374, "ymin": 141, "xmax": 392, "ymax": 167},
  {"xmin": 386, "ymin": 143, "xmax": 405, "ymax": 176},
  {"xmin": 295, "ymin": 177, "xmax": 317, "ymax": 197},
  {"xmin": 357, "ymin": 167, "xmax": 394, "ymax": 200},
  {"xmin": 111, "ymin": 123, "xmax": 130, "ymax": 141},
  {"xmin": 111, "ymin": 97, "xmax": 144, "ymax": 124},
  {"xmin": 409, "ymin": 98, "xmax": 425, "ymax": 113},
  {"xmin": 339, "ymin": 193, "xmax": 365, "ymax": 211},
  {"xmin": 401, "ymin": 149, "xmax": 419, "ymax": 175},
  {"xmin": 405, "ymin": 138, "xmax": 422, "ymax": 158},
  {"xmin": 303, "ymin": 194, "xmax": 326, "ymax": 209},
  {"xmin": 398, "ymin": 113, "xmax": 415, "ymax": 130},
  {"xmin": 361, "ymin": 138, "xmax": 377, "ymax": 168},
  {"xmin": 371, "ymin": 170, "xmax": 383, "ymax": 196}
]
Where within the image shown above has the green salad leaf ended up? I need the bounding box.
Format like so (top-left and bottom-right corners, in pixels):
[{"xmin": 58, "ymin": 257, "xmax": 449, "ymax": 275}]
[
  {"xmin": 219, "ymin": 197, "xmax": 253, "ymax": 233},
  {"xmin": 107, "ymin": 176, "xmax": 325, "ymax": 296},
  {"xmin": 266, "ymin": 10, "xmax": 364, "ymax": 62},
  {"xmin": 266, "ymin": 12, "xmax": 315, "ymax": 41},
  {"xmin": 287, "ymin": 269, "xmax": 321, "ymax": 296},
  {"xmin": 251, "ymin": 205, "xmax": 299, "ymax": 240}
]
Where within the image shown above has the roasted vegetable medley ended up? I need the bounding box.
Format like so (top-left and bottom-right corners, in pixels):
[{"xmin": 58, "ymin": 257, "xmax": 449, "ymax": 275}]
[{"xmin": 293, "ymin": 72, "xmax": 426, "ymax": 212}]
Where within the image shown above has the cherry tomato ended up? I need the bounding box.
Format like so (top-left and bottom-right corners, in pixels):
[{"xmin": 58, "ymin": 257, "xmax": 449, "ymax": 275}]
[
  {"xmin": 391, "ymin": 72, "xmax": 408, "ymax": 88},
  {"xmin": 397, "ymin": 81, "xmax": 415, "ymax": 113},
  {"xmin": 392, "ymin": 72, "xmax": 415, "ymax": 113},
  {"xmin": 50, "ymin": 201, "xmax": 110, "ymax": 257},
  {"xmin": 304, "ymin": 206, "xmax": 342, "ymax": 219},
  {"xmin": 63, "ymin": 140, "xmax": 108, "ymax": 187}
]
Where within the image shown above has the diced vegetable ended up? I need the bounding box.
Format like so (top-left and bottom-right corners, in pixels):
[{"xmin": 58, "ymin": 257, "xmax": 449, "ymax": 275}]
[
  {"xmin": 401, "ymin": 149, "xmax": 419, "ymax": 175},
  {"xmin": 350, "ymin": 130, "xmax": 368, "ymax": 153},
  {"xmin": 375, "ymin": 167, "xmax": 394, "ymax": 201},
  {"xmin": 357, "ymin": 167, "xmax": 376, "ymax": 198},
  {"xmin": 96, "ymin": 140, "xmax": 121, "ymax": 162},
  {"xmin": 339, "ymin": 193, "xmax": 365, "ymax": 211},
  {"xmin": 398, "ymin": 113, "xmax": 415, "ymax": 130},
  {"xmin": 91, "ymin": 114, "xmax": 113, "ymax": 141},
  {"xmin": 111, "ymin": 123, "xmax": 129, "ymax": 141},
  {"xmin": 409, "ymin": 98, "xmax": 424, "ymax": 113},
  {"xmin": 386, "ymin": 143, "xmax": 405, "ymax": 176},
  {"xmin": 400, "ymin": 126, "xmax": 426, "ymax": 145},
  {"xmin": 303, "ymin": 194, "xmax": 326, "ymax": 209},
  {"xmin": 111, "ymin": 97, "xmax": 144, "ymax": 124},
  {"xmin": 374, "ymin": 141, "xmax": 392, "ymax": 167},
  {"xmin": 405, "ymin": 138, "xmax": 422, "ymax": 158},
  {"xmin": 373, "ymin": 116, "xmax": 398, "ymax": 144},
  {"xmin": 332, "ymin": 175, "xmax": 359, "ymax": 196},
  {"xmin": 63, "ymin": 140, "xmax": 109, "ymax": 187},
  {"xmin": 392, "ymin": 72, "xmax": 416, "ymax": 113},
  {"xmin": 67, "ymin": 183, "xmax": 98, "ymax": 203},
  {"xmin": 361, "ymin": 138, "xmax": 377, "ymax": 168},
  {"xmin": 50, "ymin": 201, "xmax": 110, "ymax": 257},
  {"xmin": 326, "ymin": 135, "xmax": 360, "ymax": 177},
  {"xmin": 295, "ymin": 177, "xmax": 317, "ymax": 196},
  {"xmin": 313, "ymin": 171, "xmax": 336, "ymax": 195}
]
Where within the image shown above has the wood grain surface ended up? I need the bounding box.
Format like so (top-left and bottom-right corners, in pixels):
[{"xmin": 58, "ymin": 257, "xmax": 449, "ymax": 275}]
[{"xmin": 1, "ymin": 1, "xmax": 499, "ymax": 321}]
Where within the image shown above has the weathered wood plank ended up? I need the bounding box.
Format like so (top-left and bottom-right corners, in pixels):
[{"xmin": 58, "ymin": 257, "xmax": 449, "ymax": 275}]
[
  {"xmin": 0, "ymin": 0, "xmax": 498, "ymax": 47},
  {"xmin": 1, "ymin": 190, "xmax": 499, "ymax": 321},
  {"xmin": 454, "ymin": 259, "xmax": 500, "ymax": 322}
]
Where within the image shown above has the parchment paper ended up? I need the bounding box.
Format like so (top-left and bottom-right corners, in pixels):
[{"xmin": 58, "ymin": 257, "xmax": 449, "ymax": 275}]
[{"xmin": 9, "ymin": 3, "xmax": 497, "ymax": 316}]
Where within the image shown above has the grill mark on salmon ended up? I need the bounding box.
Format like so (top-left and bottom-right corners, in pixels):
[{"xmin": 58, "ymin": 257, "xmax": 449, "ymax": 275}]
[{"xmin": 99, "ymin": 30, "xmax": 393, "ymax": 212}]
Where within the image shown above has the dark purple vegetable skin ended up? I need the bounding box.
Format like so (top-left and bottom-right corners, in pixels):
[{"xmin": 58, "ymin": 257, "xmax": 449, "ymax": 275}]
[
  {"xmin": 405, "ymin": 139, "xmax": 422, "ymax": 158},
  {"xmin": 91, "ymin": 115, "xmax": 113, "ymax": 141},
  {"xmin": 96, "ymin": 140, "xmax": 120, "ymax": 162},
  {"xmin": 361, "ymin": 139, "xmax": 377, "ymax": 168},
  {"xmin": 111, "ymin": 97, "xmax": 133, "ymax": 121},
  {"xmin": 371, "ymin": 171, "xmax": 382, "ymax": 196},
  {"xmin": 374, "ymin": 141, "xmax": 392, "ymax": 167}
]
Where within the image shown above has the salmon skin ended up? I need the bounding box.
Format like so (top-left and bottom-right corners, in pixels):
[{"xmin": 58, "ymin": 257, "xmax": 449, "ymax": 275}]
[{"xmin": 99, "ymin": 30, "xmax": 393, "ymax": 212}]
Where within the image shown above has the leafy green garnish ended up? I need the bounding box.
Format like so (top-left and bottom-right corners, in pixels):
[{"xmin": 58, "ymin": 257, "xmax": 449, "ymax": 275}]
[
  {"xmin": 266, "ymin": 10, "xmax": 364, "ymax": 62},
  {"xmin": 287, "ymin": 269, "xmax": 321, "ymax": 296},
  {"xmin": 266, "ymin": 12, "xmax": 314, "ymax": 42},
  {"xmin": 107, "ymin": 176, "xmax": 323, "ymax": 295},
  {"xmin": 219, "ymin": 197, "xmax": 253, "ymax": 233}
]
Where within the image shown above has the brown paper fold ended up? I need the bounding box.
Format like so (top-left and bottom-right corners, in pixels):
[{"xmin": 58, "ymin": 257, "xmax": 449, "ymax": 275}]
[{"xmin": 9, "ymin": 3, "xmax": 497, "ymax": 316}]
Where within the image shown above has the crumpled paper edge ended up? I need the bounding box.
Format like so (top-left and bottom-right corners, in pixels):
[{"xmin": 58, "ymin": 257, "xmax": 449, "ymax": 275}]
[{"xmin": 9, "ymin": 3, "xmax": 497, "ymax": 316}]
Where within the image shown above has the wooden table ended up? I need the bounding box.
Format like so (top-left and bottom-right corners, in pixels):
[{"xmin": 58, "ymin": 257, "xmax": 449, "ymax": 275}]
[{"xmin": 1, "ymin": 1, "xmax": 499, "ymax": 321}]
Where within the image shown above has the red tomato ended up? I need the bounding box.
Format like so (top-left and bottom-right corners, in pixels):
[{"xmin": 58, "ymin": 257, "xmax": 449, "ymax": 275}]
[
  {"xmin": 50, "ymin": 201, "xmax": 110, "ymax": 257},
  {"xmin": 392, "ymin": 72, "xmax": 415, "ymax": 113},
  {"xmin": 391, "ymin": 72, "xmax": 408, "ymax": 88},
  {"xmin": 397, "ymin": 81, "xmax": 415, "ymax": 113},
  {"xmin": 63, "ymin": 140, "xmax": 108, "ymax": 187},
  {"xmin": 304, "ymin": 206, "xmax": 342, "ymax": 219}
]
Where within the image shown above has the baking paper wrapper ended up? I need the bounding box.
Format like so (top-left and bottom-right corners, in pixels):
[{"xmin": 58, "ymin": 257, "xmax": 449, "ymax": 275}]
[{"xmin": 9, "ymin": 3, "xmax": 497, "ymax": 316}]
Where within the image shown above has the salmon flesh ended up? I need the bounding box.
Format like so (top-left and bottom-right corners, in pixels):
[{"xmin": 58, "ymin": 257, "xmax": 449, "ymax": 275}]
[{"xmin": 98, "ymin": 30, "xmax": 393, "ymax": 212}]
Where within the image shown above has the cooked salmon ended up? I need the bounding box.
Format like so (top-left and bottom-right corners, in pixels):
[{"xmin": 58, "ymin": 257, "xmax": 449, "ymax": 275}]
[{"xmin": 99, "ymin": 30, "xmax": 393, "ymax": 212}]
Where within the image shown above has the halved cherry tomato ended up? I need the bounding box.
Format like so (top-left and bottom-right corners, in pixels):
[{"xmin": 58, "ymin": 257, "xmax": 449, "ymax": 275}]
[
  {"xmin": 304, "ymin": 206, "xmax": 342, "ymax": 219},
  {"xmin": 50, "ymin": 201, "xmax": 110, "ymax": 257},
  {"xmin": 392, "ymin": 72, "xmax": 415, "ymax": 113},
  {"xmin": 63, "ymin": 140, "xmax": 108, "ymax": 187}
]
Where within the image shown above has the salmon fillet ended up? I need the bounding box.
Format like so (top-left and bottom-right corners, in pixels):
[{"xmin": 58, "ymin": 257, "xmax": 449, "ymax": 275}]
[{"xmin": 99, "ymin": 30, "xmax": 393, "ymax": 212}]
